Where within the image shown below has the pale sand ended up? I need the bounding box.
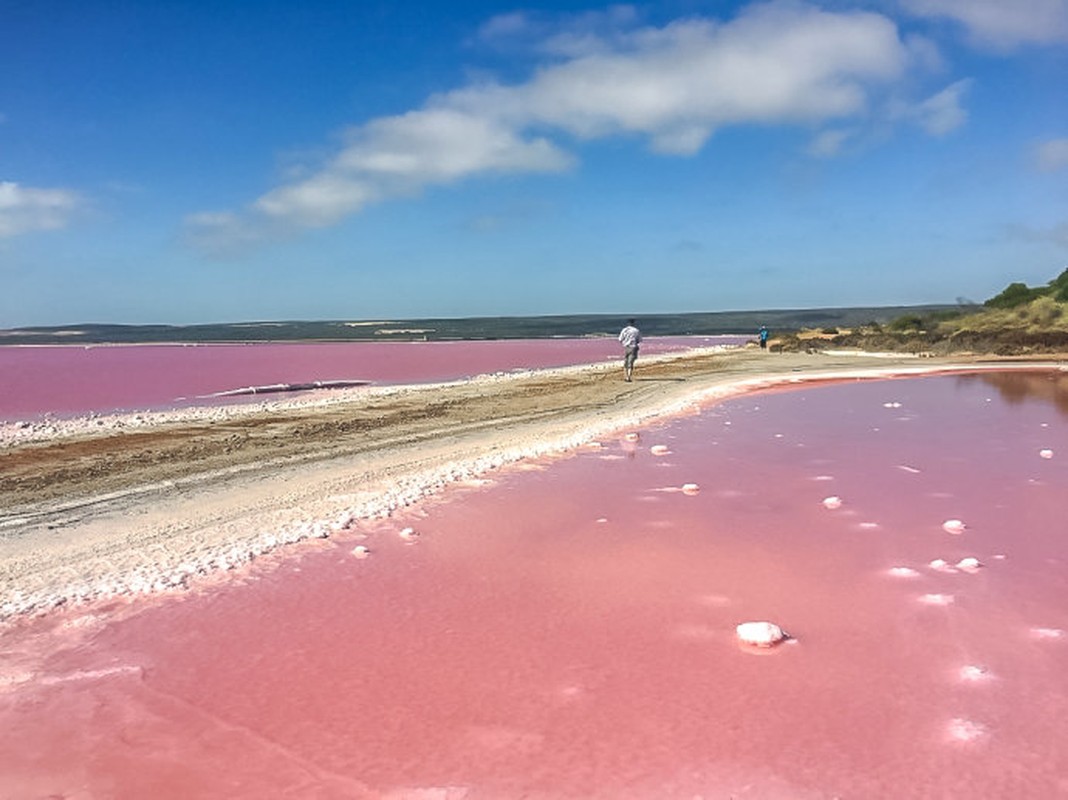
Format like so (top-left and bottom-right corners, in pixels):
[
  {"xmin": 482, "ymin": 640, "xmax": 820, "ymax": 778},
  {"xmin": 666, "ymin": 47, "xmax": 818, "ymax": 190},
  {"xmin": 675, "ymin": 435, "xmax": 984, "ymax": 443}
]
[{"xmin": 1, "ymin": 346, "xmax": 1061, "ymax": 619}]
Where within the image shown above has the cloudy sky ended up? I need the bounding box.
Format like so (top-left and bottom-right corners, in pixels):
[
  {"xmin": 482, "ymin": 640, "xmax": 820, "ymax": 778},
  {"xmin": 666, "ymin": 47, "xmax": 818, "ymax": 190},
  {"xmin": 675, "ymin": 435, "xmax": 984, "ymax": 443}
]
[{"xmin": 2, "ymin": 0, "xmax": 1066, "ymax": 326}]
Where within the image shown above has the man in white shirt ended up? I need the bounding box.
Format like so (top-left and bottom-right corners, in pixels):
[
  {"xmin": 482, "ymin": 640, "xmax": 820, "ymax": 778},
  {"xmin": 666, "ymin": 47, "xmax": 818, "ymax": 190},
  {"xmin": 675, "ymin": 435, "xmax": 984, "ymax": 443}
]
[{"xmin": 618, "ymin": 319, "xmax": 642, "ymax": 382}]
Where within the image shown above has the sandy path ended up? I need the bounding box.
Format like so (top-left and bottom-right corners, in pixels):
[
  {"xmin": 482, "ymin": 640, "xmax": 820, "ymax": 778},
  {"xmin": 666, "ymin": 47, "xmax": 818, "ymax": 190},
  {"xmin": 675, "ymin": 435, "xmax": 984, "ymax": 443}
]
[{"xmin": 1, "ymin": 347, "xmax": 1055, "ymax": 618}]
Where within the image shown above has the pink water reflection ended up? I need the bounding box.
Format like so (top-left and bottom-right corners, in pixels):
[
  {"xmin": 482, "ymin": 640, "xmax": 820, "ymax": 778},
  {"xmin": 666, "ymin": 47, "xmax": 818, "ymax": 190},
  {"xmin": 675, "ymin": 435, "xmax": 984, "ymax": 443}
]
[
  {"xmin": 2, "ymin": 372, "xmax": 1066, "ymax": 797},
  {"xmin": 0, "ymin": 336, "xmax": 742, "ymax": 421}
]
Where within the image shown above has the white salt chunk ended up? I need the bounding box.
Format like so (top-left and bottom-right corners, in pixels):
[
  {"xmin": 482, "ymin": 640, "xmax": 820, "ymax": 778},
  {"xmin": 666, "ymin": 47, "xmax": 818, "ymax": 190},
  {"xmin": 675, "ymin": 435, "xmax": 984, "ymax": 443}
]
[
  {"xmin": 959, "ymin": 665, "xmax": 991, "ymax": 683},
  {"xmin": 398, "ymin": 527, "xmax": 419, "ymax": 541},
  {"xmin": 822, "ymin": 496, "xmax": 843, "ymax": 510},
  {"xmin": 681, "ymin": 483, "xmax": 700, "ymax": 495},
  {"xmin": 942, "ymin": 519, "xmax": 966, "ymax": 534},
  {"xmin": 919, "ymin": 593, "xmax": 955, "ymax": 605},
  {"xmin": 1030, "ymin": 627, "xmax": 1064, "ymax": 640},
  {"xmin": 650, "ymin": 445, "xmax": 671, "ymax": 455},
  {"xmin": 946, "ymin": 718, "xmax": 987, "ymax": 743},
  {"xmin": 1039, "ymin": 448, "xmax": 1053, "ymax": 459},
  {"xmin": 351, "ymin": 545, "xmax": 371, "ymax": 559},
  {"xmin": 888, "ymin": 566, "xmax": 920, "ymax": 578},
  {"xmin": 929, "ymin": 559, "xmax": 956, "ymax": 572},
  {"xmin": 956, "ymin": 557, "xmax": 981, "ymax": 573},
  {"xmin": 736, "ymin": 621, "xmax": 787, "ymax": 647}
]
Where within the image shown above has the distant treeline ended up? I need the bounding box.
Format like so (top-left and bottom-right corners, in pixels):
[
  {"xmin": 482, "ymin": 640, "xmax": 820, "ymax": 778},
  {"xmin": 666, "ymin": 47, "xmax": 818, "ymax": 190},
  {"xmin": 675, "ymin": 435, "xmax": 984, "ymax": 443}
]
[{"xmin": 0, "ymin": 306, "xmax": 958, "ymax": 345}]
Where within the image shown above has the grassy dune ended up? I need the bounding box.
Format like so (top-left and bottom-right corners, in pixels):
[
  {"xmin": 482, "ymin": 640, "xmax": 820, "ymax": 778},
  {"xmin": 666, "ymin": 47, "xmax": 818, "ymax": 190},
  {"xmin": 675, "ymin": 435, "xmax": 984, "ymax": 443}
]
[{"xmin": 781, "ymin": 271, "xmax": 1068, "ymax": 356}]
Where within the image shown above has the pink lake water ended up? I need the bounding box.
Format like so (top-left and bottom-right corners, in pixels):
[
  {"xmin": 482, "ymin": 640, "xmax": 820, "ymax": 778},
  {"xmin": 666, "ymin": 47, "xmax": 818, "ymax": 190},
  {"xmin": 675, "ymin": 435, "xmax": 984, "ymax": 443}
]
[
  {"xmin": 0, "ymin": 336, "xmax": 744, "ymax": 421},
  {"xmin": 1, "ymin": 370, "xmax": 1066, "ymax": 798}
]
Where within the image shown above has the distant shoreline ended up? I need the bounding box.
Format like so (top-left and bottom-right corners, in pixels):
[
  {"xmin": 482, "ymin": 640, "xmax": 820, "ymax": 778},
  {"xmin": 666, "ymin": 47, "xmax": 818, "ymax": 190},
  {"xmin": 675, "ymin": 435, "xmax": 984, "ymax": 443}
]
[{"xmin": 0, "ymin": 305, "xmax": 957, "ymax": 346}]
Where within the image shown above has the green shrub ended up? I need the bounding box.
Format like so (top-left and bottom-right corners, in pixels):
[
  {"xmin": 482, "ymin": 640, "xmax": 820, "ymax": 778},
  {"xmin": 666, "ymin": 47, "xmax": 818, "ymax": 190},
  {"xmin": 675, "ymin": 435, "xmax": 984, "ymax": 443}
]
[
  {"xmin": 889, "ymin": 314, "xmax": 924, "ymax": 332},
  {"xmin": 985, "ymin": 282, "xmax": 1041, "ymax": 309}
]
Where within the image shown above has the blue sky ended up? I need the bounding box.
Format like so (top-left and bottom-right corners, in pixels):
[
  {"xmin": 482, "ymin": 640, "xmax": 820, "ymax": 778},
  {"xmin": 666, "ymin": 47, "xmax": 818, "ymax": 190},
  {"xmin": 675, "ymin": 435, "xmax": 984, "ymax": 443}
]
[{"xmin": 2, "ymin": 0, "xmax": 1066, "ymax": 326}]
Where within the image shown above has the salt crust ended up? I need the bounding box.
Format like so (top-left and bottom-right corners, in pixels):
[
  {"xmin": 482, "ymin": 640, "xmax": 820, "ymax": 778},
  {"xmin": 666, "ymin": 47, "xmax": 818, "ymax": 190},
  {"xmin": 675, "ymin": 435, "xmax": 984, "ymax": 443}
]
[{"xmin": 3, "ymin": 356, "xmax": 1063, "ymax": 620}]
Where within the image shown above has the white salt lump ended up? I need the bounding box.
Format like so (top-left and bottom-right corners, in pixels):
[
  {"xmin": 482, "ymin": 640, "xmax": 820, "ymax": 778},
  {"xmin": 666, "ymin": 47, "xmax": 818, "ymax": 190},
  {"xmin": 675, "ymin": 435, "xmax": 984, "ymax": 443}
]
[
  {"xmin": 681, "ymin": 483, "xmax": 700, "ymax": 495},
  {"xmin": 942, "ymin": 519, "xmax": 966, "ymax": 534},
  {"xmin": 822, "ymin": 496, "xmax": 842, "ymax": 510},
  {"xmin": 736, "ymin": 621, "xmax": 787, "ymax": 647},
  {"xmin": 956, "ymin": 557, "xmax": 981, "ymax": 573},
  {"xmin": 1039, "ymin": 448, "xmax": 1053, "ymax": 459}
]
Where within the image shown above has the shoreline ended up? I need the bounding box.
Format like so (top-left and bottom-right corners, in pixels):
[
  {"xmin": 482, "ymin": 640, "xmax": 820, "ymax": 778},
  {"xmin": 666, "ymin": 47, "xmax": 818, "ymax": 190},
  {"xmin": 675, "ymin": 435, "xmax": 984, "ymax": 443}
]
[{"xmin": 2, "ymin": 347, "xmax": 1064, "ymax": 621}]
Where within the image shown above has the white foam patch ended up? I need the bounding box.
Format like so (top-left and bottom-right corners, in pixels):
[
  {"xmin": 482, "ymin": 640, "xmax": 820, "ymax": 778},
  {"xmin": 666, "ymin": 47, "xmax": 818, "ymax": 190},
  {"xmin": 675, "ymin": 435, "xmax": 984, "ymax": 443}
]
[
  {"xmin": 919, "ymin": 593, "xmax": 955, "ymax": 606},
  {"xmin": 812, "ymin": 475, "xmax": 835, "ymax": 482},
  {"xmin": 822, "ymin": 496, "xmax": 843, "ymax": 510},
  {"xmin": 883, "ymin": 401, "xmax": 903, "ymax": 408},
  {"xmin": 887, "ymin": 567, "xmax": 920, "ymax": 578},
  {"xmin": 946, "ymin": 718, "xmax": 987, "ymax": 743},
  {"xmin": 595, "ymin": 517, "xmax": 608, "ymax": 524},
  {"xmin": 942, "ymin": 519, "xmax": 966, "ymax": 534},
  {"xmin": 858, "ymin": 522, "xmax": 880, "ymax": 530}
]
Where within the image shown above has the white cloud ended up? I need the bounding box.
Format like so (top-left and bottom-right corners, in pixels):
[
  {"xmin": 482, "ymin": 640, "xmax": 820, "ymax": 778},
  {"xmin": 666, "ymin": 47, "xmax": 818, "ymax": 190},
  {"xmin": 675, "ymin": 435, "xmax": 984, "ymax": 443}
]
[
  {"xmin": 901, "ymin": 0, "xmax": 1068, "ymax": 49},
  {"xmin": 0, "ymin": 181, "xmax": 81, "ymax": 238},
  {"xmin": 910, "ymin": 78, "xmax": 971, "ymax": 135},
  {"xmin": 1035, "ymin": 138, "xmax": 1068, "ymax": 171},
  {"xmin": 190, "ymin": 1, "xmax": 926, "ymax": 250},
  {"xmin": 808, "ymin": 128, "xmax": 854, "ymax": 157}
]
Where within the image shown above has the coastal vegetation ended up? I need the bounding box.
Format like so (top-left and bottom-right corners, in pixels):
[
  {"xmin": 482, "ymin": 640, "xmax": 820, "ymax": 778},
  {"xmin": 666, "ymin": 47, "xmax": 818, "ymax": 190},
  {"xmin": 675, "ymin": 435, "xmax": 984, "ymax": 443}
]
[{"xmin": 782, "ymin": 269, "xmax": 1068, "ymax": 356}]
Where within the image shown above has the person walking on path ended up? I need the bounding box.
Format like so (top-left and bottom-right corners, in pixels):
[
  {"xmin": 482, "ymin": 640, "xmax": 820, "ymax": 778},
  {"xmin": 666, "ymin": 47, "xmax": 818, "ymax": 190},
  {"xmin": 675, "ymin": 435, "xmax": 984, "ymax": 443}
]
[
  {"xmin": 758, "ymin": 325, "xmax": 769, "ymax": 350},
  {"xmin": 618, "ymin": 319, "xmax": 642, "ymax": 381}
]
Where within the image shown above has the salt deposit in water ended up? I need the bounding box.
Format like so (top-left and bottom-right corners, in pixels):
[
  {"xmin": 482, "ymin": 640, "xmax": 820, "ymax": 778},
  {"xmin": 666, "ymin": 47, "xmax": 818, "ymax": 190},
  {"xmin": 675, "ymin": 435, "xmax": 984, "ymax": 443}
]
[
  {"xmin": 919, "ymin": 593, "xmax": 955, "ymax": 605},
  {"xmin": 942, "ymin": 519, "xmax": 966, "ymax": 534},
  {"xmin": 956, "ymin": 557, "xmax": 981, "ymax": 573},
  {"xmin": 959, "ymin": 665, "xmax": 992, "ymax": 683},
  {"xmin": 736, "ymin": 621, "xmax": 787, "ymax": 647},
  {"xmin": 351, "ymin": 546, "xmax": 371, "ymax": 559},
  {"xmin": 887, "ymin": 567, "xmax": 920, "ymax": 578},
  {"xmin": 1039, "ymin": 448, "xmax": 1053, "ymax": 459},
  {"xmin": 1029, "ymin": 627, "xmax": 1064, "ymax": 640},
  {"xmin": 822, "ymin": 496, "xmax": 843, "ymax": 510},
  {"xmin": 946, "ymin": 718, "xmax": 987, "ymax": 743},
  {"xmin": 650, "ymin": 445, "xmax": 671, "ymax": 455}
]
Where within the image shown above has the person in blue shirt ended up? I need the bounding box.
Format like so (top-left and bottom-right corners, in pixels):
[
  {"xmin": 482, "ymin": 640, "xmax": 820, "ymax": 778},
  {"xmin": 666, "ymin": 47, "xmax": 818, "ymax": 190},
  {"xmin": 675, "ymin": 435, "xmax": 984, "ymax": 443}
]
[{"xmin": 758, "ymin": 325, "xmax": 769, "ymax": 350}]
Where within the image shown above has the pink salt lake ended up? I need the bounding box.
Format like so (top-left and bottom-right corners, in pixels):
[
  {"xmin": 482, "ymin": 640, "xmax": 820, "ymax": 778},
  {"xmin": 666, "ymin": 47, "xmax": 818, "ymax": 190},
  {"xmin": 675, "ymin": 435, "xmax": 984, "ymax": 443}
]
[
  {"xmin": 2, "ymin": 370, "xmax": 1066, "ymax": 798},
  {"xmin": 0, "ymin": 336, "xmax": 742, "ymax": 421}
]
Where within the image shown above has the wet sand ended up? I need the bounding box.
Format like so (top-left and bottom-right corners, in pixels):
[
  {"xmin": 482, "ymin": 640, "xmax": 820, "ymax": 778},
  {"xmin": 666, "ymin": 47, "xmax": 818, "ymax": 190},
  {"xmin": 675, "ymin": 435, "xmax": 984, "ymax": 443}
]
[{"xmin": 1, "ymin": 347, "xmax": 1063, "ymax": 618}]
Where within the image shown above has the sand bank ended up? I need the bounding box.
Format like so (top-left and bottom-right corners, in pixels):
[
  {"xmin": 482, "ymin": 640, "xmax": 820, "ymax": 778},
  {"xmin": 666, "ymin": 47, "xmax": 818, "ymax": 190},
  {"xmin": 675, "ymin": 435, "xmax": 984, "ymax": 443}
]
[{"xmin": 1, "ymin": 347, "xmax": 1062, "ymax": 619}]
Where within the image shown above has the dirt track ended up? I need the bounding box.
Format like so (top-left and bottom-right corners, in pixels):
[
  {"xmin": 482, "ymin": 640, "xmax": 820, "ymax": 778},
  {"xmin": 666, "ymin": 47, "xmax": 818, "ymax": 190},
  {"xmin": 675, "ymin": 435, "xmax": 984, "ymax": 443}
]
[{"xmin": 0, "ymin": 347, "xmax": 1036, "ymax": 618}]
